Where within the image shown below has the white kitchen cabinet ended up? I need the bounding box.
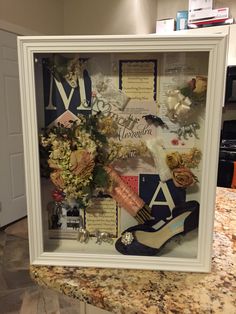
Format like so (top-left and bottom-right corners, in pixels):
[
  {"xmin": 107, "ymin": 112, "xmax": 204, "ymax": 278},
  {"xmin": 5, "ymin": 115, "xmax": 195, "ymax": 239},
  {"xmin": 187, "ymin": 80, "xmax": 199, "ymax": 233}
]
[{"xmin": 227, "ymin": 24, "xmax": 236, "ymax": 65}]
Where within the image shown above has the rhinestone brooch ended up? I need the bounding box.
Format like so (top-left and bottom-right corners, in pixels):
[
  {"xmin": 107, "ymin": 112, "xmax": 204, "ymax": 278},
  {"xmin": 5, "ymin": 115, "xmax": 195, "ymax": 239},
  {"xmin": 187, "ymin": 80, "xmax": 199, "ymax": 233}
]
[{"xmin": 121, "ymin": 232, "xmax": 134, "ymax": 246}]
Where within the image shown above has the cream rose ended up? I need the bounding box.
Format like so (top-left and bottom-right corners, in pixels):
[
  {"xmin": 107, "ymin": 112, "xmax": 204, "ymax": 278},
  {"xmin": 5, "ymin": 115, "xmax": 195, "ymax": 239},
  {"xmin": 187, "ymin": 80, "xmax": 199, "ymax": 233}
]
[
  {"xmin": 193, "ymin": 76, "xmax": 207, "ymax": 94},
  {"xmin": 166, "ymin": 152, "xmax": 183, "ymax": 170},
  {"xmin": 70, "ymin": 149, "xmax": 95, "ymax": 179},
  {"xmin": 50, "ymin": 170, "xmax": 65, "ymax": 189},
  {"xmin": 48, "ymin": 159, "xmax": 61, "ymax": 170},
  {"xmin": 172, "ymin": 167, "xmax": 198, "ymax": 188}
]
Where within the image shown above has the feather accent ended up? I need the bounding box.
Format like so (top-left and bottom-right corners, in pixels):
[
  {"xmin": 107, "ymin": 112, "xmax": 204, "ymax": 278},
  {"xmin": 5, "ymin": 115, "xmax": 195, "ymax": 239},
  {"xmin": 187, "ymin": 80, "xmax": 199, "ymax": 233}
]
[{"xmin": 146, "ymin": 138, "xmax": 172, "ymax": 182}]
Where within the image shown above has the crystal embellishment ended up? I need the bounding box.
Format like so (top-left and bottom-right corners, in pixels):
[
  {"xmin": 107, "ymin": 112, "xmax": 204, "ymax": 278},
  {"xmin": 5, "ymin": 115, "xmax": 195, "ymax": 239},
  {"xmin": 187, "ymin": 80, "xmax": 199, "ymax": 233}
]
[{"xmin": 121, "ymin": 232, "xmax": 134, "ymax": 246}]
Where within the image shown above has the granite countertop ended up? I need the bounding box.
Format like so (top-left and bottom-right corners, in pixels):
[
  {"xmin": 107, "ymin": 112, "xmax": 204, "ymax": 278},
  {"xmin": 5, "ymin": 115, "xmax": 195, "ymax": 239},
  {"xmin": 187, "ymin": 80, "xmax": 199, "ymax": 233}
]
[{"xmin": 30, "ymin": 187, "xmax": 236, "ymax": 314}]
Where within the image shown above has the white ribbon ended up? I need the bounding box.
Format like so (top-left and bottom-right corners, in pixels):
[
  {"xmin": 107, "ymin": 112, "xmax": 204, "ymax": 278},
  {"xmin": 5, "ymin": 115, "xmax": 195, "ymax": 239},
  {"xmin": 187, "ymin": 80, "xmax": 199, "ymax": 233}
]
[{"xmin": 166, "ymin": 90, "xmax": 192, "ymax": 122}]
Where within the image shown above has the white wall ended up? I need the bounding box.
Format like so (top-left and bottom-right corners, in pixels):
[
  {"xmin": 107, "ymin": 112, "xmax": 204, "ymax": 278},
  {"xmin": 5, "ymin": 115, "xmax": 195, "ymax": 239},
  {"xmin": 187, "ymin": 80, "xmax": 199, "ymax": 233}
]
[
  {"xmin": 157, "ymin": 0, "xmax": 188, "ymax": 20},
  {"xmin": 0, "ymin": 0, "xmax": 64, "ymax": 35},
  {"xmin": 1, "ymin": 0, "xmax": 236, "ymax": 35},
  {"xmin": 63, "ymin": 0, "xmax": 157, "ymax": 35}
]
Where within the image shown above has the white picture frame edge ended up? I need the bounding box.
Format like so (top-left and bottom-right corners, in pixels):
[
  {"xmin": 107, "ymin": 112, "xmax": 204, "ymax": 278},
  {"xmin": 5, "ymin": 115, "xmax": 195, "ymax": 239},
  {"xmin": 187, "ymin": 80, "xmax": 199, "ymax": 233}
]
[{"xmin": 17, "ymin": 34, "xmax": 228, "ymax": 272}]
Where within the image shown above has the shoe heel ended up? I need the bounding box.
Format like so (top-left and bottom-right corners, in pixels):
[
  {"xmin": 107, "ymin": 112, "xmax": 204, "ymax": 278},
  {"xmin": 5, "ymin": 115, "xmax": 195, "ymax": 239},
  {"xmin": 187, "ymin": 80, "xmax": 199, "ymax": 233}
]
[{"xmin": 183, "ymin": 205, "xmax": 199, "ymax": 234}]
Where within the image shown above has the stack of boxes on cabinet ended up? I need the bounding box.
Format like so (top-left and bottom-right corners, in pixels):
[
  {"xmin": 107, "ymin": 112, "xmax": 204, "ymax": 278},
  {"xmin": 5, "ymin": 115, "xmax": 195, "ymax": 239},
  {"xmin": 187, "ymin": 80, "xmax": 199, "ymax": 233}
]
[
  {"xmin": 188, "ymin": 0, "xmax": 233, "ymax": 28},
  {"xmin": 156, "ymin": 0, "xmax": 233, "ymax": 34}
]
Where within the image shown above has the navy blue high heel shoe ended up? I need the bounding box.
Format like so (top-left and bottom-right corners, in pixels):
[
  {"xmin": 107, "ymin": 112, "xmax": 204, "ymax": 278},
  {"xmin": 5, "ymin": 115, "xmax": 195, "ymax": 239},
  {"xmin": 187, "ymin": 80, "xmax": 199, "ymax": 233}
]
[
  {"xmin": 115, "ymin": 201, "xmax": 199, "ymax": 256},
  {"xmin": 123, "ymin": 200, "xmax": 199, "ymax": 233}
]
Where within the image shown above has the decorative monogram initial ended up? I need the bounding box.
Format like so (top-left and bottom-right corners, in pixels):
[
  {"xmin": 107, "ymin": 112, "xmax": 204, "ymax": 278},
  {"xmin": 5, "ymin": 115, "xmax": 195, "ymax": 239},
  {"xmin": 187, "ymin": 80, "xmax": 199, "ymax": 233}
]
[
  {"xmin": 46, "ymin": 75, "xmax": 89, "ymax": 112},
  {"xmin": 46, "ymin": 76, "xmax": 75, "ymax": 111},
  {"xmin": 149, "ymin": 181, "xmax": 175, "ymax": 220}
]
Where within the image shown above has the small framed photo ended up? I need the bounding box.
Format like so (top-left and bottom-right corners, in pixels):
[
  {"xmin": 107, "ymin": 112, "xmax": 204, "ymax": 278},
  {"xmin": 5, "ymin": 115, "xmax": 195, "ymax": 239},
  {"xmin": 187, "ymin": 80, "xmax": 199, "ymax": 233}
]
[{"xmin": 18, "ymin": 34, "xmax": 227, "ymax": 272}]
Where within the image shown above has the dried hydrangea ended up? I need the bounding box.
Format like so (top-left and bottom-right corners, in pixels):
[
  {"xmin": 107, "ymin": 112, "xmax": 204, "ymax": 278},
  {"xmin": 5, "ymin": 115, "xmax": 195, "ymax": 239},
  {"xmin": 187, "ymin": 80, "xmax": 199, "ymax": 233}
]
[
  {"xmin": 97, "ymin": 116, "xmax": 118, "ymax": 137},
  {"xmin": 166, "ymin": 152, "xmax": 183, "ymax": 170},
  {"xmin": 166, "ymin": 147, "xmax": 201, "ymax": 170},
  {"xmin": 106, "ymin": 140, "xmax": 148, "ymax": 162},
  {"xmin": 181, "ymin": 147, "xmax": 202, "ymax": 168},
  {"xmin": 40, "ymin": 114, "xmax": 148, "ymax": 207}
]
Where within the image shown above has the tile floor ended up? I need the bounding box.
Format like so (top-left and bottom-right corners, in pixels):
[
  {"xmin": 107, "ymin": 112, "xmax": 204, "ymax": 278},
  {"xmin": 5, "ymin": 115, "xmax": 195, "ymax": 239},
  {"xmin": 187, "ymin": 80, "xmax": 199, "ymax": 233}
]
[{"xmin": 0, "ymin": 230, "xmax": 81, "ymax": 313}]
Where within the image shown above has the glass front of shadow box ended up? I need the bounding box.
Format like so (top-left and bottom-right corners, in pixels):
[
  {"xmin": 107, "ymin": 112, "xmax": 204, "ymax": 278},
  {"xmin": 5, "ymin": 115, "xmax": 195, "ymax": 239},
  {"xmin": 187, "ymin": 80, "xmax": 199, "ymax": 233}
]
[{"xmin": 34, "ymin": 51, "xmax": 208, "ymax": 258}]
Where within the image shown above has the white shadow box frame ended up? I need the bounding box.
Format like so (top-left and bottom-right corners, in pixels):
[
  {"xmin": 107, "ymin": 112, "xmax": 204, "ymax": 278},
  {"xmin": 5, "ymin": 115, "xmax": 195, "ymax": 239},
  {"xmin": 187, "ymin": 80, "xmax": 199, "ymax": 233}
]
[{"xmin": 17, "ymin": 34, "xmax": 227, "ymax": 272}]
